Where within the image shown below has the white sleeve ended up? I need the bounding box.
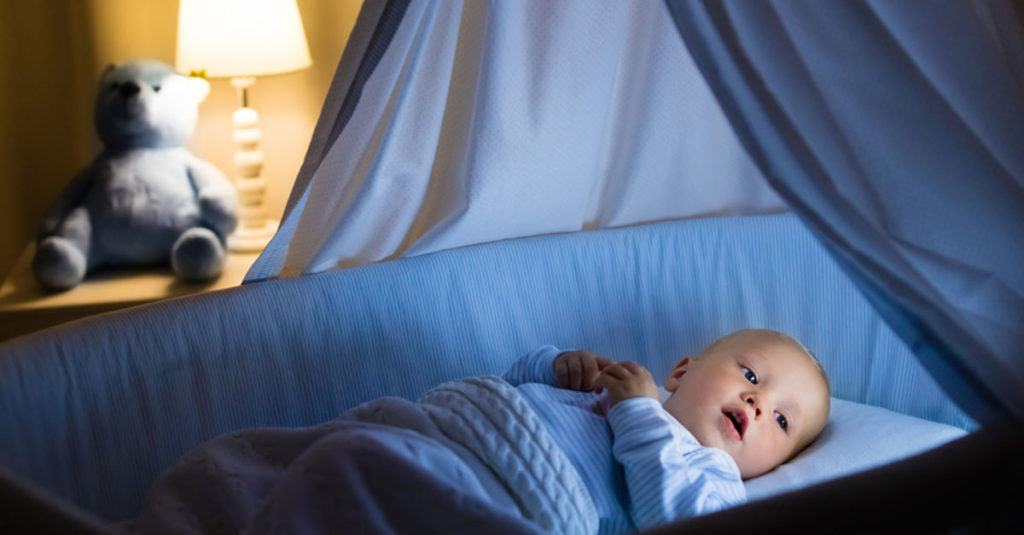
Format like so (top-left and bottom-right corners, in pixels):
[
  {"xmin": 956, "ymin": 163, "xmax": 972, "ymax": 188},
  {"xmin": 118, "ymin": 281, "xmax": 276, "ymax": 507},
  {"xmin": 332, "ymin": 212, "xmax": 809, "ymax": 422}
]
[
  {"xmin": 607, "ymin": 397, "xmax": 746, "ymax": 530},
  {"xmin": 501, "ymin": 345, "xmax": 561, "ymax": 386}
]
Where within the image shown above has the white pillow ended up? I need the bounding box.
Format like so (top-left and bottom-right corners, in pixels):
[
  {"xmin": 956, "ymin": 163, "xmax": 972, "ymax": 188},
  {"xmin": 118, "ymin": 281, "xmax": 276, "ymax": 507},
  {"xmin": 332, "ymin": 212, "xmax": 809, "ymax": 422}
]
[
  {"xmin": 744, "ymin": 397, "xmax": 967, "ymax": 500},
  {"xmin": 656, "ymin": 389, "xmax": 968, "ymax": 501}
]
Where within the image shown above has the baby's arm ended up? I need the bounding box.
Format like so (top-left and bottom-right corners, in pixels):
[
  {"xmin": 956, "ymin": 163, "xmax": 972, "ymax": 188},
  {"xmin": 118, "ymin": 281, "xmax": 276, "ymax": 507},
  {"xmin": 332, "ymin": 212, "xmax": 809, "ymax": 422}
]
[
  {"xmin": 502, "ymin": 345, "xmax": 562, "ymax": 386},
  {"xmin": 502, "ymin": 347, "xmax": 613, "ymax": 389},
  {"xmin": 608, "ymin": 399, "xmax": 746, "ymax": 529}
]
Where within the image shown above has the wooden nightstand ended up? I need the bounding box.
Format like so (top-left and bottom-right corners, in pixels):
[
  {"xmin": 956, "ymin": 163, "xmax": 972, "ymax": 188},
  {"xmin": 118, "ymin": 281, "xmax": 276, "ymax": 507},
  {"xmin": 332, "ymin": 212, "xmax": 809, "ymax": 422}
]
[{"xmin": 0, "ymin": 244, "xmax": 261, "ymax": 342}]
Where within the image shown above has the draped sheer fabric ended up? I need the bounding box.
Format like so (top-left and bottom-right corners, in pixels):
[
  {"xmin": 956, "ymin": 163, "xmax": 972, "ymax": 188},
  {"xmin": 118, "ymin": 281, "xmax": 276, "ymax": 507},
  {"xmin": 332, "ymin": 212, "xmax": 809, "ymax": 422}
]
[
  {"xmin": 248, "ymin": 0, "xmax": 1024, "ymax": 426},
  {"xmin": 245, "ymin": 0, "xmax": 784, "ymax": 281},
  {"xmin": 664, "ymin": 0, "xmax": 1024, "ymax": 426}
]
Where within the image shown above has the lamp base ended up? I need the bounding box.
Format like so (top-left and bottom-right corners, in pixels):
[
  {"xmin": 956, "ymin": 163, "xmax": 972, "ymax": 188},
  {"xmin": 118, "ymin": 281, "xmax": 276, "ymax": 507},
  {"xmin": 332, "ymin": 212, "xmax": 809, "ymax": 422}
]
[{"xmin": 228, "ymin": 219, "xmax": 279, "ymax": 253}]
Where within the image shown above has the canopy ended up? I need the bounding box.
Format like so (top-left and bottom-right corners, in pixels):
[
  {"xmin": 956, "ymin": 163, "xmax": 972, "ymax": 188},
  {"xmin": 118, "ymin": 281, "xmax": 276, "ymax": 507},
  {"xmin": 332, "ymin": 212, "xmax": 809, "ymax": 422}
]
[{"xmin": 247, "ymin": 0, "xmax": 1024, "ymax": 427}]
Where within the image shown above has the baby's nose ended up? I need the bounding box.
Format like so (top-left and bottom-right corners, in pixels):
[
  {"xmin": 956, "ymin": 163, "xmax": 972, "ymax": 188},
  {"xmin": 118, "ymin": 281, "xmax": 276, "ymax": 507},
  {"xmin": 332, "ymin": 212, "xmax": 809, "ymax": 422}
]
[{"xmin": 744, "ymin": 394, "xmax": 763, "ymax": 417}]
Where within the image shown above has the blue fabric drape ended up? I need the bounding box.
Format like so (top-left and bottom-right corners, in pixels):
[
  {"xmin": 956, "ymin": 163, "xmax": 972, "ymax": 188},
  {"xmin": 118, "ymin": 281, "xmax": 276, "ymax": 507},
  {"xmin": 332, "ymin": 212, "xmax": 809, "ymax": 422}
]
[
  {"xmin": 246, "ymin": 0, "xmax": 786, "ymax": 282},
  {"xmin": 664, "ymin": 0, "xmax": 1024, "ymax": 426}
]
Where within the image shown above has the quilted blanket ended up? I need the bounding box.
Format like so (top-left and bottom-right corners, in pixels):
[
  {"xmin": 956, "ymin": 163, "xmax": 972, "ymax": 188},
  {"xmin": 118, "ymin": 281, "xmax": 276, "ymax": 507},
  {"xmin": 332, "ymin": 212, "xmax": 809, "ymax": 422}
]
[{"xmin": 121, "ymin": 376, "xmax": 597, "ymax": 534}]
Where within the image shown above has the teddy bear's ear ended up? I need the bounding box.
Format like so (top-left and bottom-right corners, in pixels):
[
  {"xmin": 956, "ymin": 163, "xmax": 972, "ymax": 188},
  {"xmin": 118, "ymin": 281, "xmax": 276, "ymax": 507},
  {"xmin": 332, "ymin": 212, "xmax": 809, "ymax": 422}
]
[{"xmin": 189, "ymin": 76, "xmax": 211, "ymax": 102}]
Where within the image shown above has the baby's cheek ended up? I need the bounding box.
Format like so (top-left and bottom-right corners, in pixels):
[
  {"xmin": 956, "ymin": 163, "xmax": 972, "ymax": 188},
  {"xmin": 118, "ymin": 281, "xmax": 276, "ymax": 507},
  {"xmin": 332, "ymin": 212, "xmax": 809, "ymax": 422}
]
[
  {"xmin": 736, "ymin": 453, "xmax": 769, "ymax": 479},
  {"xmin": 753, "ymin": 440, "xmax": 789, "ymax": 475}
]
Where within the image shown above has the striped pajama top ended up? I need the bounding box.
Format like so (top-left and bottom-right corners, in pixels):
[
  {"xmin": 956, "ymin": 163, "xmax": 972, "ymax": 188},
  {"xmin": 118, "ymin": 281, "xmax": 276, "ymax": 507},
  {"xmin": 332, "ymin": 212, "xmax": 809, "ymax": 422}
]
[{"xmin": 503, "ymin": 345, "xmax": 746, "ymax": 534}]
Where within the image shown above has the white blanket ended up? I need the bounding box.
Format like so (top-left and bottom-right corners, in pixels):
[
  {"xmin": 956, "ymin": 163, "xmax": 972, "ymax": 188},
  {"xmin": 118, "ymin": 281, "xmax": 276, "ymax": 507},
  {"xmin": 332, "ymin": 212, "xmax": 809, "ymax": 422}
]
[
  {"xmin": 419, "ymin": 376, "xmax": 598, "ymax": 533},
  {"xmin": 122, "ymin": 376, "xmax": 596, "ymax": 534}
]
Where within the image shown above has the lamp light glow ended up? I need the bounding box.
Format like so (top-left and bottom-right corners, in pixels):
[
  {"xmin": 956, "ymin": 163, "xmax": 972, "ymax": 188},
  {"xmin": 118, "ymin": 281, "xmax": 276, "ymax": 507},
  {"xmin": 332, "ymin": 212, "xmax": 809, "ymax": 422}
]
[
  {"xmin": 176, "ymin": 0, "xmax": 311, "ymax": 252},
  {"xmin": 176, "ymin": 0, "xmax": 312, "ymax": 78}
]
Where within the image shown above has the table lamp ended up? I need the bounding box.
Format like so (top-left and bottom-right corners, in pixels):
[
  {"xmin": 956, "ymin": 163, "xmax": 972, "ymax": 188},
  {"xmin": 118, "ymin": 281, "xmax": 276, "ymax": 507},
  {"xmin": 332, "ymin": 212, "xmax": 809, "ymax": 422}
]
[{"xmin": 175, "ymin": 0, "xmax": 312, "ymax": 252}]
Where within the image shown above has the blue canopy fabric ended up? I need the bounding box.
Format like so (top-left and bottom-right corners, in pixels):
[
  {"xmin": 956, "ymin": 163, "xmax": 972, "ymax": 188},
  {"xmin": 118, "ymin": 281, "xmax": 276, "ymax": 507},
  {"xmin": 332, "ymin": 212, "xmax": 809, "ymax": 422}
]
[
  {"xmin": 245, "ymin": 0, "xmax": 786, "ymax": 281},
  {"xmin": 664, "ymin": 0, "xmax": 1024, "ymax": 426},
  {"xmin": 247, "ymin": 0, "xmax": 1024, "ymax": 427}
]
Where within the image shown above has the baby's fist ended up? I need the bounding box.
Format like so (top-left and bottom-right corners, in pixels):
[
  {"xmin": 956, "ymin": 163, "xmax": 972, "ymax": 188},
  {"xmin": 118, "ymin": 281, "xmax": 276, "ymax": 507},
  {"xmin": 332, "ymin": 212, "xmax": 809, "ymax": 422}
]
[
  {"xmin": 554, "ymin": 350, "xmax": 614, "ymax": 392},
  {"xmin": 595, "ymin": 362, "xmax": 659, "ymax": 407}
]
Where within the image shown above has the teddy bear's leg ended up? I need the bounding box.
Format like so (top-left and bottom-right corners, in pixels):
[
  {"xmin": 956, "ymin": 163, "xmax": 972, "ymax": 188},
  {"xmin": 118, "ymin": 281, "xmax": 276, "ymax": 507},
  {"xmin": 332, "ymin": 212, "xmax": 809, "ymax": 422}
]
[
  {"xmin": 32, "ymin": 206, "xmax": 94, "ymax": 291},
  {"xmin": 171, "ymin": 227, "xmax": 226, "ymax": 281}
]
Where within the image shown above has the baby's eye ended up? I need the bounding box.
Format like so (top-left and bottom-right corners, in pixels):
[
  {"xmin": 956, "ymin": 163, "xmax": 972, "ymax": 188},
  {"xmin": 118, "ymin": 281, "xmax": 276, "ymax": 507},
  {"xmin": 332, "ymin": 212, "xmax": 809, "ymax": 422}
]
[
  {"xmin": 741, "ymin": 366, "xmax": 757, "ymax": 385},
  {"xmin": 775, "ymin": 412, "xmax": 788, "ymax": 431}
]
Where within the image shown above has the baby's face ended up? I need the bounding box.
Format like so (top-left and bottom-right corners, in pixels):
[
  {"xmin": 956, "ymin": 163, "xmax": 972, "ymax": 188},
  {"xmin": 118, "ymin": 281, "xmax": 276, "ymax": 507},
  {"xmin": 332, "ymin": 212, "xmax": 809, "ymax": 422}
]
[{"xmin": 662, "ymin": 331, "xmax": 829, "ymax": 479}]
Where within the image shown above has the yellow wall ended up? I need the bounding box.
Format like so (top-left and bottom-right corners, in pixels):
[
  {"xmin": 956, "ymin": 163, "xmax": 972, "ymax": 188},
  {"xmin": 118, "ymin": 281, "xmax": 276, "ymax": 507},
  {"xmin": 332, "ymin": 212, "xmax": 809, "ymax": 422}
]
[{"xmin": 0, "ymin": 0, "xmax": 362, "ymax": 281}]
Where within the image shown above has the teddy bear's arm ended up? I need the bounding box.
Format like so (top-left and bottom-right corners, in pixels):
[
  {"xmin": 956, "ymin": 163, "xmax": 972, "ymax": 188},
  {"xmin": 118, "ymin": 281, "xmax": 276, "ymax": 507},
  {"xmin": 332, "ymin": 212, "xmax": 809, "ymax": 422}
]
[
  {"xmin": 187, "ymin": 158, "xmax": 239, "ymax": 240},
  {"xmin": 38, "ymin": 166, "xmax": 97, "ymax": 240}
]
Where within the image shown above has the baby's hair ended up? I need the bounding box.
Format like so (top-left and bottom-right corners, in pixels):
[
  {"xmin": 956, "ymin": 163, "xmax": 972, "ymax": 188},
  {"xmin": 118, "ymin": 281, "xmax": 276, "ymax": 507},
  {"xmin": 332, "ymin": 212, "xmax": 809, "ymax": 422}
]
[{"xmin": 770, "ymin": 330, "xmax": 831, "ymax": 398}]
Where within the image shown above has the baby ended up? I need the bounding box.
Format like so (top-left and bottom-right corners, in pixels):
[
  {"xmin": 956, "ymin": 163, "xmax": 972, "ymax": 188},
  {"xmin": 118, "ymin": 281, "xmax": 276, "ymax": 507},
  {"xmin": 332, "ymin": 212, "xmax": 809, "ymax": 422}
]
[
  {"xmin": 504, "ymin": 328, "xmax": 831, "ymax": 532},
  {"xmin": 131, "ymin": 328, "xmax": 829, "ymax": 535}
]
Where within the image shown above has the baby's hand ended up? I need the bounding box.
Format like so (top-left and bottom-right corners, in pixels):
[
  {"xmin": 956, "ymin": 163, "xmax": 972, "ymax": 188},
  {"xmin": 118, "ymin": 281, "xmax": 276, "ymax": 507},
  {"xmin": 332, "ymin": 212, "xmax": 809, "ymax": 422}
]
[
  {"xmin": 595, "ymin": 362, "xmax": 659, "ymax": 407},
  {"xmin": 554, "ymin": 350, "xmax": 615, "ymax": 392}
]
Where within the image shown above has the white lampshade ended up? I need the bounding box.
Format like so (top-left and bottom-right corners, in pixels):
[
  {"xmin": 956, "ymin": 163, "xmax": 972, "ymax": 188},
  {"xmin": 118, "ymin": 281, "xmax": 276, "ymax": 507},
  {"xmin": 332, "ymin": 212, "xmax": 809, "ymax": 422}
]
[{"xmin": 176, "ymin": 0, "xmax": 312, "ymax": 78}]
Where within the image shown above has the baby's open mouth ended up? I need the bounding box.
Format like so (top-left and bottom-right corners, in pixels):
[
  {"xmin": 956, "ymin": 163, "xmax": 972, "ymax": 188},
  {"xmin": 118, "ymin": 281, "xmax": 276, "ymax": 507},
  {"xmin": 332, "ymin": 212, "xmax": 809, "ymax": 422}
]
[{"xmin": 723, "ymin": 408, "xmax": 747, "ymax": 440}]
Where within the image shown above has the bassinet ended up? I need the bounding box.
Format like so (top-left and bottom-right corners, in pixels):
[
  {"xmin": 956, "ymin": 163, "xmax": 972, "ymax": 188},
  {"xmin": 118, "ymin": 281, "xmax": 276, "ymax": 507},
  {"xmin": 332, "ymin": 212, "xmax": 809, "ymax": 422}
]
[{"xmin": 2, "ymin": 214, "xmax": 1018, "ymax": 533}]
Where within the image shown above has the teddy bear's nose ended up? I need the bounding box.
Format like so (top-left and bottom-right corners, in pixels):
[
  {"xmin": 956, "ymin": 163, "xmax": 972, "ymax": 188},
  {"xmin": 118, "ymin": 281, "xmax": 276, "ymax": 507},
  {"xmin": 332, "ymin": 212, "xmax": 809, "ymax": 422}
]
[{"xmin": 119, "ymin": 82, "xmax": 141, "ymax": 98}]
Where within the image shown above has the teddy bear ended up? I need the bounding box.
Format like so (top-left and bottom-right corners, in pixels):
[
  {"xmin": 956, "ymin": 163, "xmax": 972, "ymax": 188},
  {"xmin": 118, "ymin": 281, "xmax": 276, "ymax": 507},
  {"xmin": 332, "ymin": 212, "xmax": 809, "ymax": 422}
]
[{"xmin": 32, "ymin": 59, "xmax": 238, "ymax": 291}]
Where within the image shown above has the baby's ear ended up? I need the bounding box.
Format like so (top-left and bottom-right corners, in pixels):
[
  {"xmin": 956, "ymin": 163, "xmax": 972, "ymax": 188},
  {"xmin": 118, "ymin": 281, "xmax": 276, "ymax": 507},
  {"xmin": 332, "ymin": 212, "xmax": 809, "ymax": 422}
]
[{"xmin": 664, "ymin": 356, "xmax": 691, "ymax": 392}]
